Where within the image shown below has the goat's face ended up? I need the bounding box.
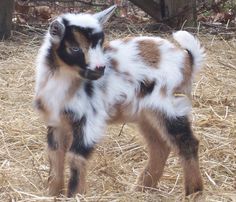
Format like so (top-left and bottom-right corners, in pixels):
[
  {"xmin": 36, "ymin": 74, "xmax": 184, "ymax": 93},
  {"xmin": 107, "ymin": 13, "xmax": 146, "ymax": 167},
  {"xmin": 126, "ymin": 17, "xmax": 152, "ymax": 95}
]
[{"xmin": 47, "ymin": 5, "xmax": 116, "ymax": 80}]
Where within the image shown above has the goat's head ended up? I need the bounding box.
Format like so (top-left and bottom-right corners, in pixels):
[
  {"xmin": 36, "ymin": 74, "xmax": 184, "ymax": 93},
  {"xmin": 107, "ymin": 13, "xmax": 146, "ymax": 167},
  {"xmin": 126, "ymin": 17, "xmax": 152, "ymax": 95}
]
[{"xmin": 46, "ymin": 5, "xmax": 116, "ymax": 80}]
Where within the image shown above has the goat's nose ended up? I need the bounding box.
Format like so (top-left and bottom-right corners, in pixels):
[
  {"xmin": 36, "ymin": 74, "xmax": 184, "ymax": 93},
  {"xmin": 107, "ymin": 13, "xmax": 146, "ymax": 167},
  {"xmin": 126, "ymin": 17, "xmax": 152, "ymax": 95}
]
[{"xmin": 95, "ymin": 65, "xmax": 105, "ymax": 72}]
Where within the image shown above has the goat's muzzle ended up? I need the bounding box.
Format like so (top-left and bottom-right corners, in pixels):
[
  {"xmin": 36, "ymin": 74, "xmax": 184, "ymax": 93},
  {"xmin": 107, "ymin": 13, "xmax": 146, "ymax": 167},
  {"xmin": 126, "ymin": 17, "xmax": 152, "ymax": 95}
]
[{"xmin": 79, "ymin": 66, "xmax": 105, "ymax": 80}]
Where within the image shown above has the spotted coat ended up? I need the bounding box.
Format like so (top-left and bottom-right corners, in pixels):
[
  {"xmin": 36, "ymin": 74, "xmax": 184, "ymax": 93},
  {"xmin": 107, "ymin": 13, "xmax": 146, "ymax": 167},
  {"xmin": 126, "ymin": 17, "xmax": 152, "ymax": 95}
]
[{"xmin": 34, "ymin": 5, "xmax": 205, "ymax": 197}]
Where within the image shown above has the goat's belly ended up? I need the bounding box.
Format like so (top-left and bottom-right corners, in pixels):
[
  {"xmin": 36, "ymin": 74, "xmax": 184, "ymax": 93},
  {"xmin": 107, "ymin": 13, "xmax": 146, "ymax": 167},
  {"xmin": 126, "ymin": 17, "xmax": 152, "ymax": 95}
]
[{"xmin": 106, "ymin": 101, "xmax": 139, "ymax": 124}]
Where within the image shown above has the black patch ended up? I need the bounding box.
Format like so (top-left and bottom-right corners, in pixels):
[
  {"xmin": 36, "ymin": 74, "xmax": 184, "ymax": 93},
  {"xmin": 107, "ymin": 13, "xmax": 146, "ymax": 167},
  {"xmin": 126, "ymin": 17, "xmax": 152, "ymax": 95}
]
[
  {"xmin": 139, "ymin": 80, "xmax": 155, "ymax": 97},
  {"xmin": 64, "ymin": 110, "xmax": 94, "ymax": 158},
  {"xmin": 186, "ymin": 49, "xmax": 194, "ymax": 66},
  {"xmin": 70, "ymin": 116, "xmax": 93, "ymax": 158},
  {"xmin": 165, "ymin": 116, "xmax": 190, "ymax": 136},
  {"xmin": 47, "ymin": 126, "xmax": 58, "ymax": 150},
  {"xmin": 79, "ymin": 68, "xmax": 104, "ymax": 80},
  {"xmin": 67, "ymin": 168, "xmax": 79, "ymax": 197},
  {"xmin": 84, "ymin": 82, "xmax": 94, "ymax": 97},
  {"xmin": 164, "ymin": 116, "xmax": 199, "ymax": 159},
  {"xmin": 90, "ymin": 32, "xmax": 104, "ymax": 48},
  {"xmin": 62, "ymin": 18, "xmax": 69, "ymax": 27}
]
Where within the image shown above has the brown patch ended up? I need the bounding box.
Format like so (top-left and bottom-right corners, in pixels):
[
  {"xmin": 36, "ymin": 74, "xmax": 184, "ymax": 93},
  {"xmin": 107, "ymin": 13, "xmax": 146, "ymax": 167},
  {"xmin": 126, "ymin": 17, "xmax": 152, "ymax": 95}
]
[
  {"xmin": 56, "ymin": 56, "xmax": 76, "ymax": 74},
  {"xmin": 134, "ymin": 114, "xmax": 170, "ymax": 191},
  {"xmin": 73, "ymin": 31, "xmax": 90, "ymax": 51},
  {"xmin": 173, "ymin": 51, "xmax": 193, "ymax": 96},
  {"xmin": 110, "ymin": 58, "xmax": 119, "ymax": 72},
  {"xmin": 73, "ymin": 30, "xmax": 90, "ymax": 62},
  {"xmin": 104, "ymin": 43, "xmax": 118, "ymax": 53},
  {"xmin": 137, "ymin": 40, "xmax": 160, "ymax": 68},
  {"xmin": 67, "ymin": 78, "xmax": 82, "ymax": 100}
]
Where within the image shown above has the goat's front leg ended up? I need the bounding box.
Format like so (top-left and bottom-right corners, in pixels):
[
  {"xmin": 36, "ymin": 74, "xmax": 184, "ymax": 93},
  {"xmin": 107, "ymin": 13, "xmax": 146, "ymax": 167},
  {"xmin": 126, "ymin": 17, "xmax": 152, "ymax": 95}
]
[
  {"xmin": 66, "ymin": 115, "xmax": 94, "ymax": 197},
  {"xmin": 47, "ymin": 126, "xmax": 71, "ymax": 196}
]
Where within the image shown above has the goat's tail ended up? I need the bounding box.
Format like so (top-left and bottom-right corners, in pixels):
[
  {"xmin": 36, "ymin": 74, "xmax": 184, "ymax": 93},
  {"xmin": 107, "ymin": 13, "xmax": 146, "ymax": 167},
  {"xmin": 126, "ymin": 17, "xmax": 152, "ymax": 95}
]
[{"xmin": 173, "ymin": 31, "xmax": 205, "ymax": 74}]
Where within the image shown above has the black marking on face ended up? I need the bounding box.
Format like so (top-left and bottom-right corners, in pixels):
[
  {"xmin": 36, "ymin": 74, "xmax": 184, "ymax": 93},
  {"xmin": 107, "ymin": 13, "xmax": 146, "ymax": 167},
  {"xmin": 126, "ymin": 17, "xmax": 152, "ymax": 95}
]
[
  {"xmin": 64, "ymin": 110, "xmax": 94, "ymax": 158},
  {"xmin": 67, "ymin": 168, "xmax": 79, "ymax": 197},
  {"xmin": 164, "ymin": 116, "xmax": 199, "ymax": 159},
  {"xmin": 84, "ymin": 81, "xmax": 94, "ymax": 97},
  {"xmin": 47, "ymin": 126, "xmax": 58, "ymax": 150},
  {"xmin": 139, "ymin": 80, "xmax": 155, "ymax": 97},
  {"xmin": 56, "ymin": 19, "xmax": 87, "ymax": 69},
  {"xmin": 51, "ymin": 17, "xmax": 105, "ymax": 77}
]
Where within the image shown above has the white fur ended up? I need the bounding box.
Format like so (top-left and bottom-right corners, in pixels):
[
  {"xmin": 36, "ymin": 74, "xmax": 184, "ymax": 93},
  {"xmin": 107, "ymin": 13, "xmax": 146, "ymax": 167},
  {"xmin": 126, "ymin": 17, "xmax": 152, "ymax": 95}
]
[
  {"xmin": 173, "ymin": 31, "xmax": 205, "ymax": 73},
  {"xmin": 62, "ymin": 13, "xmax": 102, "ymax": 33}
]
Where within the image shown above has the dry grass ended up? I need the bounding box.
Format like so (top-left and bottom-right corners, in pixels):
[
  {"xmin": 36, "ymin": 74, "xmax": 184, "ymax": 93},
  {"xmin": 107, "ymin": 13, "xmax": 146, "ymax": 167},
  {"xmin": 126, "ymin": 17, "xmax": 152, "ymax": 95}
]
[{"xmin": 0, "ymin": 29, "xmax": 235, "ymax": 202}]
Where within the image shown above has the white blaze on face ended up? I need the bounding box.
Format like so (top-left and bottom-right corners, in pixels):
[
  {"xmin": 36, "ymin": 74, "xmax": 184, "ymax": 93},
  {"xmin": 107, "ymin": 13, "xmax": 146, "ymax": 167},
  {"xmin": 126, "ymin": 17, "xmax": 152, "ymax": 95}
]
[{"xmin": 87, "ymin": 42, "xmax": 106, "ymax": 71}]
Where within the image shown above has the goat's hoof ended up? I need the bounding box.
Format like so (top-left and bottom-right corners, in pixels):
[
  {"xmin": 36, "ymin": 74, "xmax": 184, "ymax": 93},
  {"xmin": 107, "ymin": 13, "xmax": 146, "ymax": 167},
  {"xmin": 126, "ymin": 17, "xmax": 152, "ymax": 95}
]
[{"xmin": 185, "ymin": 185, "xmax": 203, "ymax": 196}]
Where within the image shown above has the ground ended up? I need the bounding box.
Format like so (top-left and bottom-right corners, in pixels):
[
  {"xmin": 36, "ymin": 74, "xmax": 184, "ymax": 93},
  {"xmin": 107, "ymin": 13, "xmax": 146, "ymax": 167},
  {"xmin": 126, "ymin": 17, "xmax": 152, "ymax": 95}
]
[{"xmin": 0, "ymin": 28, "xmax": 235, "ymax": 202}]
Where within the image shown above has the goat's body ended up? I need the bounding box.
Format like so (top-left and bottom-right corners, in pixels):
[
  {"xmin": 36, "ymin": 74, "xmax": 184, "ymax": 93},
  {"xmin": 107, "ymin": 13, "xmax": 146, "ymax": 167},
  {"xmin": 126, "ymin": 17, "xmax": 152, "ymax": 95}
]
[
  {"xmin": 36, "ymin": 34, "xmax": 203, "ymax": 146},
  {"xmin": 35, "ymin": 9, "xmax": 204, "ymax": 197}
]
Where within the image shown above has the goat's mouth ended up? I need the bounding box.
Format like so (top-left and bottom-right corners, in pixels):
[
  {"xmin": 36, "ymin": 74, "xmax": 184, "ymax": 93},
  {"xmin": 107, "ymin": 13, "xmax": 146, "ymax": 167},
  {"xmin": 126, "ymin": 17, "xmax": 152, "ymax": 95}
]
[{"xmin": 79, "ymin": 67, "xmax": 105, "ymax": 80}]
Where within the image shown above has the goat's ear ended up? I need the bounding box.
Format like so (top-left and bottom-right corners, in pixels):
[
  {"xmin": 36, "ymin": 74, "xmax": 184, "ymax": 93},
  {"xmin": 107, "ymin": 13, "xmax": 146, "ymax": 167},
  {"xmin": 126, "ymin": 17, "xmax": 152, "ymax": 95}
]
[
  {"xmin": 49, "ymin": 20, "xmax": 65, "ymax": 43},
  {"xmin": 93, "ymin": 5, "xmax": 117, "ymax": 25}
]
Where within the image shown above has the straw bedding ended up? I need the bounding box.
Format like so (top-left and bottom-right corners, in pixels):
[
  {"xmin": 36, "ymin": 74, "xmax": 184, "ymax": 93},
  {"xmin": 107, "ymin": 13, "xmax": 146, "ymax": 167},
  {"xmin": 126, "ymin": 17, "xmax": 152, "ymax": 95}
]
[{"xmin": 0, "ymin": 30, "xmax": 235, "ymax": 201}]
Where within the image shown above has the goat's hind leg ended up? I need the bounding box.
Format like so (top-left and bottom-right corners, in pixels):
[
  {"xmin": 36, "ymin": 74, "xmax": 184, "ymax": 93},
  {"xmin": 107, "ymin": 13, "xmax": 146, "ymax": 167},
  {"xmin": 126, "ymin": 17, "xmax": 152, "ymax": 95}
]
[
  {"xmin": 135, "ymin": 115, "xmax": 171, "ymax": 191},
  {"xmin": 163, "ymin": 115, "xmax": 203, "ymax": 195},
  {"xmin": 47, "ymin": 126, "xmax": 69, "ymax": 196}
]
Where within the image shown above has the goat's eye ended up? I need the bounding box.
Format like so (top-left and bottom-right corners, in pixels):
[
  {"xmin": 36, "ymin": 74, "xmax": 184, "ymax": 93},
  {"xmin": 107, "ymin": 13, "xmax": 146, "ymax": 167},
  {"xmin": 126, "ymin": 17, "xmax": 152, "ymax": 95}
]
[{"xmin": 70, "ymin": 47, "xmax": 81, "ymax": 52}]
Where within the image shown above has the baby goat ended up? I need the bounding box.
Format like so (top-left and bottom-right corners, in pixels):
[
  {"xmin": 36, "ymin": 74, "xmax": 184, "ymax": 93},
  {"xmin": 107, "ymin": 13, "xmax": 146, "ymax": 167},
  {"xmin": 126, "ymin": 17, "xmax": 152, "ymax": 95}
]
[{"xmin": 34, "ymin": 5, "xmax": 204, "ymax": 197}]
